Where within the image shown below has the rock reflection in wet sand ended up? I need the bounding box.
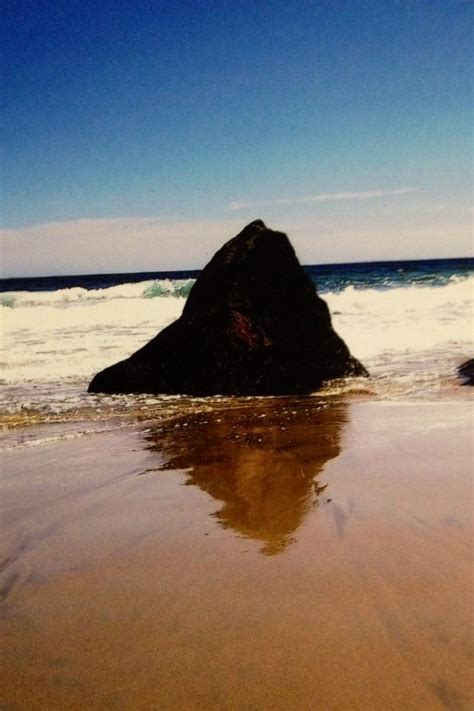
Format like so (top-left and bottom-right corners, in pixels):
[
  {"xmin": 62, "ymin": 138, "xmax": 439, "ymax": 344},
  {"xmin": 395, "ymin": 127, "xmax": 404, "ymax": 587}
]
[{"xmin": 144, "ymin": 398, "xmax": 347, "ymax": 554}]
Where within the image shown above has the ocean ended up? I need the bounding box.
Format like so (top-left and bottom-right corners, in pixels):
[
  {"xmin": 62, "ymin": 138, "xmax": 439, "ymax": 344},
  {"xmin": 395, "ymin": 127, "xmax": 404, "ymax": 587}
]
[{"xmin": 1, "ymin": 257, "xmax": 472, "ymax": 447}]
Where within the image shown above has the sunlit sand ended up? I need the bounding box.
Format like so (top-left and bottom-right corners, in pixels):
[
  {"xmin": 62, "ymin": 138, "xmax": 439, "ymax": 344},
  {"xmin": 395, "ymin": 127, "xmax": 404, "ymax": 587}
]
[{"xmin": 1, "ymin": 399, "xmax": 472, "ymax": 709}]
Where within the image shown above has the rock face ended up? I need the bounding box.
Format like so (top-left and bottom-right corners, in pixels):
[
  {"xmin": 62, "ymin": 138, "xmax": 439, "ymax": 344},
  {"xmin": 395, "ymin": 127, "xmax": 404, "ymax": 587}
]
[
  {"xmin": 88, "ymin": 220, "xmax": 367, "ymax": 395},
  {"xmin": 458, "ymin": 359, "xmax": 474, "ymax": 385}
]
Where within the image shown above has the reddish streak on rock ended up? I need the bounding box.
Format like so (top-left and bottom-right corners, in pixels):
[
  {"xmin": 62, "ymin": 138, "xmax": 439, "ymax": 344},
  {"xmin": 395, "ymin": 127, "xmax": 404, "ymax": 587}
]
[{"xmin": 231, "ymin": 311, "xmax": 268, "ymax": 349}]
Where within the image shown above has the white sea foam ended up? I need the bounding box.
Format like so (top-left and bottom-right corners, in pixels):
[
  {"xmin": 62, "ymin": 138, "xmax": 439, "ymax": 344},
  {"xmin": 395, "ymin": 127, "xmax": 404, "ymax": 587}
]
[
  {"xmin": 1, "ymin": 290, "xmax": 184, "ymax": 383},
  {"xmin": 1, "ymin": 276, "xmax": 472, "ymax": 391},
  {"xmin": 325, "ymin": 276, "xmax": 473, "ymax": 362}
]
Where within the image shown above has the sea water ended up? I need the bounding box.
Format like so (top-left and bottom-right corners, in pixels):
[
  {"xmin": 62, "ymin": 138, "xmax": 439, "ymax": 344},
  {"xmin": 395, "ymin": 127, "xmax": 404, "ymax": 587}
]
[{"xmin": 1, "ymin": 258, "xmax": 472, "ymax": 445}]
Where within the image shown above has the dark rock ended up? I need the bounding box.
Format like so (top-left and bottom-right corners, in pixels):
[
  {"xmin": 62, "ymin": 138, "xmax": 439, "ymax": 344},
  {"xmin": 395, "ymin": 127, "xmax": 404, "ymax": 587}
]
[
  {"xmin": 458, "ymin": 359, "xmax": 474, "ymax": 385},
  {"xmin": 88, "ymin": 220, "xmax": 368, "ymax": 395}
]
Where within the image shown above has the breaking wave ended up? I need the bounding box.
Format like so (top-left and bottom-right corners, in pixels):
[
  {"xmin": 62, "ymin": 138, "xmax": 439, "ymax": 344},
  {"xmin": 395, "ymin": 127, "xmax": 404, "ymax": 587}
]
[
  {"xmin": 1, "ymin": 275, "xmax": 472, "ymax": 387},
  {"xmin": 0, "ymin": 278, "xmax": 195, "ymax": 309}
]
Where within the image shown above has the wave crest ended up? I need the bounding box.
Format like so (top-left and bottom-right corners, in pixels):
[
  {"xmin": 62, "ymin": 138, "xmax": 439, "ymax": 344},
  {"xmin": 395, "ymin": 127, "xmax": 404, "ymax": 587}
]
[{"xmin": 0, "ymin": 278, "xmax": 196, "ymax": 308}]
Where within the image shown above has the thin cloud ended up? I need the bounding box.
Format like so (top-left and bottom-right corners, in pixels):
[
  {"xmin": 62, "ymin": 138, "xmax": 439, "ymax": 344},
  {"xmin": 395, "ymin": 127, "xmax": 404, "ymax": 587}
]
[
  {"xmin": 229, "ymin": 187, "xmax": 419, "ymax": 210},
  {"xmin": 1, "ymin": 206, "xmax": 471, "ymax": 278},
  {"xmin": 0, "ymin": 217, "xmax": 244, "ymax": 277}
]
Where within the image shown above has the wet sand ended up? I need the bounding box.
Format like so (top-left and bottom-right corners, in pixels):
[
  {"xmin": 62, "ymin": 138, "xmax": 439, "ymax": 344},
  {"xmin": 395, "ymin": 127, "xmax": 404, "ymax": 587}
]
[{"xmin": 1, "ymin": 399, "xmax": 473, "ymax": 710}]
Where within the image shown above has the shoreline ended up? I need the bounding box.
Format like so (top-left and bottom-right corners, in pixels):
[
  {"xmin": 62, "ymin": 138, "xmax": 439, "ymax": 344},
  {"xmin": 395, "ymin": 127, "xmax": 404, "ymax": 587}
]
[
  {"xmin": 1, "ymin": 370, "xmax": 472, "ymax": 450},
  {"xmin": 1, "ymin": 398, "xmax": 473, "ymax": 709}
]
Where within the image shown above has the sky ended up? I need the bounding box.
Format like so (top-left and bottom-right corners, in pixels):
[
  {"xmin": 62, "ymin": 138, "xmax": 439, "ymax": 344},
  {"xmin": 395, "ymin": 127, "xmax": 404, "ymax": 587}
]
[{"xmin": 2, "ymin": 0, "xmax": 472, "ymax": 276}]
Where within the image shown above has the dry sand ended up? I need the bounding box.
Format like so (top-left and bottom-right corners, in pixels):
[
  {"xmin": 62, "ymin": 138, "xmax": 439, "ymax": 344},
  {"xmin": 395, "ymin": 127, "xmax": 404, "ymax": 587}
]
[{"xmin": 1, "ymin": 399, "xmax": 473, "ymax": 710}]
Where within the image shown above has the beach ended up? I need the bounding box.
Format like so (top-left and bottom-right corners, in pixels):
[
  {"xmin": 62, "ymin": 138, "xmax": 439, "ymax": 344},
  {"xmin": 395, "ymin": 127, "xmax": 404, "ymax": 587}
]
[
  {"xmin": 1, "ymin": 397, "xmax": 472, "ymax": 710},
  {"xmin": 4, "ymin": 0, "xmax": 473, "ymax": 706}
]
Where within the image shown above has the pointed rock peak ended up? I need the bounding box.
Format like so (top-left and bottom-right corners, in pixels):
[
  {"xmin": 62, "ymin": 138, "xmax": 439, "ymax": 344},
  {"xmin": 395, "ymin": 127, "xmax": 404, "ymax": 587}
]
[
  {"xmin": 229, "ymin": 219, "xmax": 288, "ymax": 254},
  {"xmin": 245, "ymin": 219, "xmax": 266, "ymax": 230}
]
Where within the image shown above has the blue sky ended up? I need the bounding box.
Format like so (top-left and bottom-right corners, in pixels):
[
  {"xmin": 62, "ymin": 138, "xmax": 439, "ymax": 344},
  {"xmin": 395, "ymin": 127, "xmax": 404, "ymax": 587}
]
[{"xmin": 2, "ymin": 0, "xmax": 472, "ymax": 276}]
